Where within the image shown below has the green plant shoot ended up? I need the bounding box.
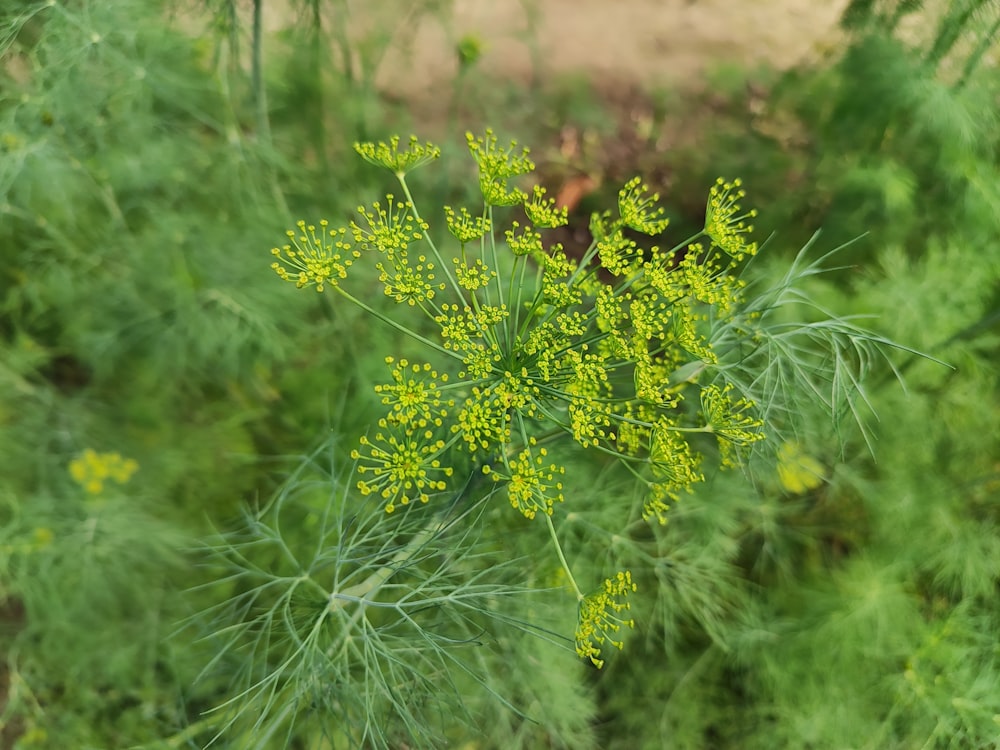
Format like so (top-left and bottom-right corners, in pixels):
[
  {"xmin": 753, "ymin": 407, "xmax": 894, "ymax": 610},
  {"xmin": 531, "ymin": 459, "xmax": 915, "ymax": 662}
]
[{"xmin": 270, "ymin": 129, "xmax": 765, "ymax": 668}]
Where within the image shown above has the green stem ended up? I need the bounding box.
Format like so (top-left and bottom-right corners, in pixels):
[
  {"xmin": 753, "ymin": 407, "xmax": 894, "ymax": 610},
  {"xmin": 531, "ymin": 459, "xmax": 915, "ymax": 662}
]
[
  {"xmin": 251, "ymin": 0, "xmax": 270, "ymax": 146},
  {"xmin": 396, "ymin": 176, "xmax": 466, "ymax": 302},
  {"xmin": 925, "ymin": 0, "xmax": 989, "ymax": 70},
  {"xmin": 955, "ymin": 14, "xmax": 1000, "ymax": 90},
  {"xmin": 251, "ymin": 0, "xmax": 289, "ymax": 215},
  {"xmin": 333, "ymin": 286, "xmax": 464, "ymax": 363},
  {"xmin": 329, "ymin": 514, "xmax": 443, "ymax": 610},
  {"xmin": 544, "ymin": 513, "xmax": 584, "ymax": 600},
  {"xmin": 162, "ymin": 714, "xmax": 220, "ymax": 748}
]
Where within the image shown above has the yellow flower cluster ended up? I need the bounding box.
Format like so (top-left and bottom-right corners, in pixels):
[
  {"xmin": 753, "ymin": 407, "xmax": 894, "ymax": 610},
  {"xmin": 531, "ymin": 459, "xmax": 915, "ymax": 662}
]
[
  {"xmin": 704, "ymin": 178, "xmax": 758, "ymax": 260},
  {"xmin": 575, "ymin": 571, "xmax": 637, "ymax": 668},
  {"xmin": 523, "ymin": 185, "xmax": 568, "ymax": 229},
  {"xmin": 351, "ymin": 424, "xmax": 453, "ymax": 513},
  {"xmin": 701, "ymin": 382, "xmax": 765, "ymax": 466},
  {"xmin": 485, "ymin": 443, "xmax": 565, "ymax": 519},
  {"xmin": 375, "ymin": 357, "xmax": 452, "ymax": 429},
  {"xmin": 353, "ymin": 135, "xmax": 441, "ymax": 176},
  {"xmin": 271, "ymin": 132, "xmax": 764, "ymax": 523},
  {"xmin": 444, "ymin": 205, "xmax": 491, "ymax": 244},
  {"xmin": 270, "ymin": 131, "xmax": 769, "ymax": 664},
  {"xmin": 270, "ymin": 220, "xmax": 358, "ymax": 292},
  {"xmin": 618, "ymin": 177, "xmax": 671, "ymax": 235},
  {"xmin": 68, "ymin": 449, "xmax": 138, "ymax": 495}
]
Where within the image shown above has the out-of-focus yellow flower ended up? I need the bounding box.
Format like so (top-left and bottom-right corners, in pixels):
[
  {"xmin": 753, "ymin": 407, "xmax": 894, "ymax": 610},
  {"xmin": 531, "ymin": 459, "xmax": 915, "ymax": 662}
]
[
  {"xmin": 68, "ymin": 449, "xmax": 138, "ymax": 495},
  {"xmin": 777, "ymin": 441, "xmax": 825, "ymax": 494}
]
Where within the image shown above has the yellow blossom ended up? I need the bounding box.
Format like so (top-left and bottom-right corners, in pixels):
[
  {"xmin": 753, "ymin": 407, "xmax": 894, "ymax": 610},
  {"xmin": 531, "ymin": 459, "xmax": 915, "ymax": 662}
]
[
  {"xmin": 575, "ymin": 571, "xmax": 637, "ymax": 668},
  {"xmin": 68, "ymin": 449, "xmax": 138, "ymax": 495},
  {"xmin": 777, "ymin": 441, "xmax": 825, "ymax": 494},
  {"xmin": 271, "ymin": 220, "xmax": 358, "ymax": 292},
  {"xmin": 618, "ymin": 177, "xmax": 670, "ymax": 235},
  {"xmin": 704, "ymin": 178, "xmax": 758, "ymax": 260},
  {"xmin": 354, "ymin": 135, "xmax": 441, "ymax": 176}
]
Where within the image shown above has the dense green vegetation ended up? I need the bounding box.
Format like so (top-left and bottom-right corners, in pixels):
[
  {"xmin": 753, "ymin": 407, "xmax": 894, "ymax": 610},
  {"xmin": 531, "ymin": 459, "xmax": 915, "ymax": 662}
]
[{"xmin": 0, "ymin": 1, "xmax": 997, "ymax": 748}]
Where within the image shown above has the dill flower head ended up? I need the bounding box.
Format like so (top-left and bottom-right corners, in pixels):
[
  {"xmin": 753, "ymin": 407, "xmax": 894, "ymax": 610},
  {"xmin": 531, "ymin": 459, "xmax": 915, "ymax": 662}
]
[
  {"xmin": 591, "ymin": 212, "xmax": 641, "ymax": 276},
  {"xmin": 466, "ymin": 128, "xmax": 534, "ymax": 181},
  {"xmin": 453, "ymin": 256, "xmax": 495, "ymax": 291},
  {"xmin": 351, "ymin": 423, "xmax": 454, "ymax": 513},
  {"xmin": 505, "ymin": 222, "xmax": 544, "ymax": 257},
  {"xmin": 618, "ymin": 177, "xmax": 670, "ymax": 235},
  {"xmin": 376, "ymin": 250, "xmax": 444, "ymax": 306},
  {"xmin": 700, "ymin": 382, "xmax": 765, "ymax": 446},
  {"xmin": 480, "ymin": 176, "xmax": 527, "ymax": 207},
  {"xmin": 575, "ymin": 571, "xmax": 637, "ymax": 668},
  {"xmin": 375, "ymin": 357, "xmax": 453, "ymax": 429},
  {"xmin": 444, "ymin": 205, "xmax": 491, "ymax": 244},
  {"xmin": 701, "ymin": 382, "xmax": 765, "ymax": 468},
  {"xmin": 467, "ymin": 130, "xmax": 534, "ymax": 207},
  {"xmin": 351, "ymin": 195, "xmax": 426, "ymax": 255},
  {"xmin": 704, "ymin": 177, "xmax": 758, "ymax": 260},
  {"xmin": 271, "ymin": 220, "xmax": 357, "ymax": 292},
  {"xmin": 354, "ymin": 135, "xmax": 441, "ymax": 176},
  {"xmin": 485, "ymin": 444, "xmax": 565, "ymax": 520},
  {"xmin": 523, "ymin": 185, "xmax": 568, "ymax": 229},
  {"xmin": 454, "ymin": 386, "xmax": 511, "ymax": 452},
  {"xmin": 69, "ymin": 449, "xmax": 138, "ymax": 495}
]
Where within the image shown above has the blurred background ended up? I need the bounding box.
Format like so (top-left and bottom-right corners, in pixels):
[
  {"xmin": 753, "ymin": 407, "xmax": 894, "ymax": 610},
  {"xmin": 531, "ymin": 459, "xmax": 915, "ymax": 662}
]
[{"xmin": 1, "ymin": 0, "xmax": 998, "ymax": 747}]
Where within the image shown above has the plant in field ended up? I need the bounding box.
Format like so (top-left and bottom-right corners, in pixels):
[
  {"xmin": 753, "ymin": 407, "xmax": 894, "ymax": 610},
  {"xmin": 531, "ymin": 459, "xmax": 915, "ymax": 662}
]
[
  {"xmin": 271, "ymin": 130, "xmax": 767, "ymax": 653},
  {"xmin": 201, "ymin": 129, "xmax": 906, "ymax": 748}
]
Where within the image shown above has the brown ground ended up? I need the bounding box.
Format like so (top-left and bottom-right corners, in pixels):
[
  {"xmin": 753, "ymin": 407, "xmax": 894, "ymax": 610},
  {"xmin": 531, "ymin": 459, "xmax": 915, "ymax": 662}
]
[
  {"xmin": 398, "ymin": 0, "xmax": 850, "ymax": 89},
  {"xmin": 269, "ymin": 0, "xmax": 852, "ymax": 98},
  {"xmin": 261, "ymin": 0, "xmax": 855, "ymax": 229}
]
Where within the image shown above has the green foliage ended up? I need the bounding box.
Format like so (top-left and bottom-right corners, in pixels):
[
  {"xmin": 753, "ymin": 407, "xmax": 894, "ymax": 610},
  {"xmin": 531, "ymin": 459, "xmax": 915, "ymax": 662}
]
[
  {"xmin": 194, "ymin": 127, "xmax": 907, "ymax": 748},
  {"xmin": 194, "ymin": 439, "xmax": 597, "ymax": 748},
  {"xmin": 604, "ymin": 3, "xmax": 1000, "ymax": 748},
  {"xmin": 3, "ymin": 0, "xmax": 996, "ymax": 748},
  {"xmin": 0, "ymin": 0, "xmax": 386, "ymax": 746}
]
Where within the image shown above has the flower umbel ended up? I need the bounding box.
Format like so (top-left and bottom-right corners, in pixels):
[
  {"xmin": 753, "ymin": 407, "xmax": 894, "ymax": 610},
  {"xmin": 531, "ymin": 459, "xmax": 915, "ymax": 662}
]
[
  {"xmin": 354, "ymin": 135, "xmax": 441, "ymax": 176},
  {"xmin": 69, "ymin": 449, "xmax": 138, "ymax": 495},
  {"xmin": 466, "ymin": 128, "xmax": 534, "ymax": 180},
  {"xmin": 351, "ymin": 424, "xmax": 453, "ymax": 513},
  {"xmin": 351, "ymin": 196, "xmax": 426, "ymax": 255},
  {"xmin": 444, "ymin": 205, "xmax": 491, "ymax": 244},
  {"xmin": 618, "ymin": 177, "xmax": 670, "ymax": 235},
  {"xmin": 271, "ymin": 220, "xmax": 357, "ymax": 292},
  {"xmin": 575, "ymin": 571, "xmax": 637, "ymax": 668},
  {"xmin": 523, "ymin": 185, "xmax": 568, "ymax": 229},
  {"xmin": 705, "ymin": 177, "xmax": 758, "ymax": 260},
  {"xmin": 485, "ymin": 444, "xmax": 565, "ymax": 520},
  {"xmin": 375, "ymin": 357, "xmax": 453, "ymax": 429},
  {"xmin": 269, "ymin": 130, "xmax": 770, "ymax": 667}
]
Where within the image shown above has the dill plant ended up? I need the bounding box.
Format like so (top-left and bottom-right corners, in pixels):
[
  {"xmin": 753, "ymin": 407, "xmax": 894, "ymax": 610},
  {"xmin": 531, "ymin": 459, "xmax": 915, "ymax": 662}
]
[
  {"xmin": 196, "ymin": 128, "xmax": 909, "ymax": 747},
  {"xmin": 272, "ymin": 131, "xmax": 768, "ymax": 652}
]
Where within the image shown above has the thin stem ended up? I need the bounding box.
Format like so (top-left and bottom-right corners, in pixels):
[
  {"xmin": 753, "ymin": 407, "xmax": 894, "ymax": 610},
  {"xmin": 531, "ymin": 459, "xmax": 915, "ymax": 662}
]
[
  {"xmin": 544, "ymin": 513, "xmax": 584, "ymax": 600},
  {"xmin": 396, "ymin": 175, "xmax": 466, "ymax": 302},
  {"xmin": 955, "ymin": 14, "xmax": 1000, "ymax": 90},
  {"xmin": 925, "ymin": 0, "xmax": 990, "ymax": 70},
  {"xmin": 329, "ymin": 514, "xmax": 443, "ymax": 610},
  {"xmin": 251, "ymin": 0, "xmax": 288, "ymax": 215},
  {"xmin": 333, "ymin": 286, "xmax": 464, "ymax": 363},
  {"xmin": 251, "ymin": 0, "xmax": 270, "ymax": 147},
  {"xmin": 163, "ymin": 713, "xmax": 220, "ymax": 748}
]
